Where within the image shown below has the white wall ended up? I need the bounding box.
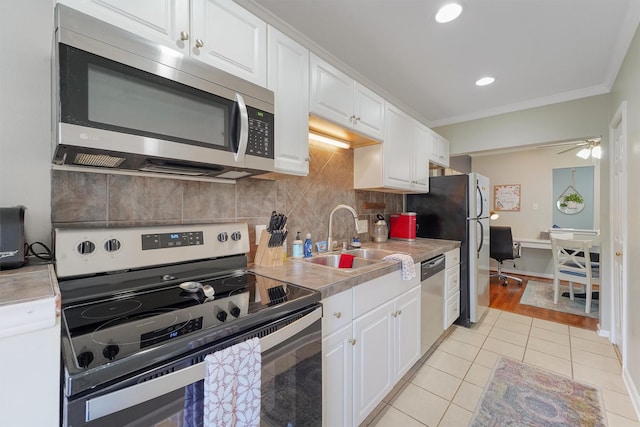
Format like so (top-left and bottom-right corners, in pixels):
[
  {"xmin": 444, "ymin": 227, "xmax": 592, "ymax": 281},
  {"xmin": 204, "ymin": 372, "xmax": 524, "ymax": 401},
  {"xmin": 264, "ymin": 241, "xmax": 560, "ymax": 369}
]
[
  {"xmin": 0, "ymin": 0, "xmax": 55, "ymax": 247},
  {"xmin": 472, "ymin": 149, "xmax": 598, "ymax": 240},
  {"xmin": 435, "ymin": 94, "xmax": 610, "ymax": 155},
  {"xmin": 609, "ymin": 19, "xmax": 640, "ymax": 414}
]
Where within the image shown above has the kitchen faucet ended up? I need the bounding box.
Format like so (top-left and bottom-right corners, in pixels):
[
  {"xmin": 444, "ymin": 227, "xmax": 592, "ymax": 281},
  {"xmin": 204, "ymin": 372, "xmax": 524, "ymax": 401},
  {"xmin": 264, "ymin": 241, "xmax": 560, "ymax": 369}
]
[{"xmin": 327, "ymin": 204, "xmax": 360, "ymax": 251}]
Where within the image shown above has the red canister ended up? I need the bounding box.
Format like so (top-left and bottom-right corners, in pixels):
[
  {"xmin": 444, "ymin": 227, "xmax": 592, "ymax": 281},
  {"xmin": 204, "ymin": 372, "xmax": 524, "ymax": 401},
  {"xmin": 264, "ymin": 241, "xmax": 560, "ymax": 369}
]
[{"xmin": 389, "ymin": 212, "xmax": 416, "ymax": 241}]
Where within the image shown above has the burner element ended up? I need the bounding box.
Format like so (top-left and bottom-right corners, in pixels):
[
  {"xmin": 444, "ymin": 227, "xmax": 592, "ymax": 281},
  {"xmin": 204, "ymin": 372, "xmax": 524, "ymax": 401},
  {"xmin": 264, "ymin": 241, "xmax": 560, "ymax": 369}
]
[{"xmin": 80, "ymin": 299, "xmax": 142, "ymax": 320}]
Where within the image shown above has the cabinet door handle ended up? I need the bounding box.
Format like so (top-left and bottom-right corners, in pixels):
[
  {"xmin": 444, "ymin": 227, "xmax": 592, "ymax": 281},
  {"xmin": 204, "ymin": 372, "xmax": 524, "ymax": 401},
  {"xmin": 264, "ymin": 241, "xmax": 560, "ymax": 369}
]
[
  {"xmin": 397, "ymin": 309, "xmax": 402, "ymax": 316},
  {"xmin": 195, "ymin": 38, "xmax": 205, "ymax": 48},
  {"xmin": 180, "ymin": 31, "xmax": 189, "ymax": 41},
  {"xmin": 333, "ymin": 312, "xmax": 342, "ymax": 319},
  {"xmin": 348, "ymin": 338, "xmax": 356, "ymax": 346}
]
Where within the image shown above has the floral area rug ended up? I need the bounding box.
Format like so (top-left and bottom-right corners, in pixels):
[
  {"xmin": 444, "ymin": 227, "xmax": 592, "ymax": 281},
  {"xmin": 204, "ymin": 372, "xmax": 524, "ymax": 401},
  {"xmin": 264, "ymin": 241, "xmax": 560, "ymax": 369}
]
[
  {"xmin": 519, "ymin": 280, "xmax": 599, "ymax": 319},
  {"xmin": 470, "ymin": 357, "xmax": 606, "ymax": 427}
]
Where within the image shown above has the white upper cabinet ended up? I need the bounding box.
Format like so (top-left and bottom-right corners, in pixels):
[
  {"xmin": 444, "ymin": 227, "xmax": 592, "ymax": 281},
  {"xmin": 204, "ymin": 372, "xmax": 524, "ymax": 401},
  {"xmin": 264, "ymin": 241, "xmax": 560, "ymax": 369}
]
[
  {"xmin": 267, "ymin": 26, "xmax": 310, "ymax": 175},
  {"xmin": 354, "ymin": 103, "xmax": 430, "ymax": 193},
  {"xmin": 59, "ymin": 0, "xmax": 267, "ymax": 87},
  {"xmin": 57, "ymin": 0, "xmax": 190, "ymax": 53},
  {"xmin": 310, "ymin": 53, "xmax": 385, "ymax": 141},
  {"xmin": 429, "ymin": 131, "xmax": 450, "ymax": 168},
  {"xmin": 191, "ymin": 0, "xmax": 266, "ymax": 86}
]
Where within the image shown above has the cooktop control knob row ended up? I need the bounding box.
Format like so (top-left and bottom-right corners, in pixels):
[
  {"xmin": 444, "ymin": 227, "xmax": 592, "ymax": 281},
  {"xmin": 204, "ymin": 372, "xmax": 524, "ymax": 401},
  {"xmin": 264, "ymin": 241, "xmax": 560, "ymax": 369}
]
[
  {"xmin": 231, "ymin": 231, "xmax": 242, "ymax": 241},
  {"xmin": 216, "ymin": 310, "xmax": 228, "ymax": 322},
  {"xmin": 217, "ymin": 232, "xmax": 228, "ymax": 242}
]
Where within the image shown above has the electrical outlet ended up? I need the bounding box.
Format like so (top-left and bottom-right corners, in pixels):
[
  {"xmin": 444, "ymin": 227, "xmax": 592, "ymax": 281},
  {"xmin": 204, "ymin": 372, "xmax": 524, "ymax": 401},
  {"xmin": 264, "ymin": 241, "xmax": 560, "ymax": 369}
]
[{"xmin": 358, "ymin": 219, "xmax": 368, "ymax": 233}]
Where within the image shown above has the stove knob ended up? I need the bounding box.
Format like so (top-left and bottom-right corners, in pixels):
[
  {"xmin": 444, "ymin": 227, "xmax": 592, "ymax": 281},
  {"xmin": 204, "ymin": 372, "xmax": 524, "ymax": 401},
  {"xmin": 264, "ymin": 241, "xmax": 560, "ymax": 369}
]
[
  {"xmin": 216, "ymin": 310, "xmax": 228, "ymax": 322},
  {"xmin": 104, "ymin": 238, "xmax": 121, "ymax": 252},
  {"xmin": 217, "ymin": 232, "xmax": 228, "ymax": 242},
  {"xmin": 77, "ymin": 351, "xmax": 94, "ymax": 368},
  {"xmin": 103, "ymin": 344, "xmax": 120, "ymax": 361},
  {"xmin": 77, "ymin": 240, "xmax": 95, "ymax": 255},
  {"xmin": 229, "ymin": 305, "xmax": 241, "ymax": 318},
  {"xmin": 231, "ymin": 231, "xmax": 242, "ymax": 241}
]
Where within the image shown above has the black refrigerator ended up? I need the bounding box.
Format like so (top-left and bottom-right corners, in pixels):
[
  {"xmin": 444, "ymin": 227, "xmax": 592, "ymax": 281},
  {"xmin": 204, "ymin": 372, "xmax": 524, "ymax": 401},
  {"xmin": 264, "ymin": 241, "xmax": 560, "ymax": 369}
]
[{"xmin": 406, "ymin": 173, "xmax": 490, "ymax": 327}]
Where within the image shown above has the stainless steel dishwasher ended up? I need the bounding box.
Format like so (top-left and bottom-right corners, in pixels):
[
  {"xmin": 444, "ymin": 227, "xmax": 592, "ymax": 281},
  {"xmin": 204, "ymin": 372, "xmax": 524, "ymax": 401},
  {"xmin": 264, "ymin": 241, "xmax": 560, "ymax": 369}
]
[{"xmin": 420, "ymin": 254, "xmax": 446, "ymax": 356}]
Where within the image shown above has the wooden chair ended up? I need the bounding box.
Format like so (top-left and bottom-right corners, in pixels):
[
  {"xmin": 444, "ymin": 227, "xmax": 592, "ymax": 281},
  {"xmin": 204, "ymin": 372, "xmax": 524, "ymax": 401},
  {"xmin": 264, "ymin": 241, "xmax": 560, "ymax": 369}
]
[{"xmin": 551, "ymin": 237, "xmax": 599, "ymax": 314}]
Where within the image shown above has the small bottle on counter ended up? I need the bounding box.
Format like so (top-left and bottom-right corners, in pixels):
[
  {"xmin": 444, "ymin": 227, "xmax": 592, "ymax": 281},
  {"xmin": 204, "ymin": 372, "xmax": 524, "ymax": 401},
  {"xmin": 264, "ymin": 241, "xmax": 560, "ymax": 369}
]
[
  {"xmin": 292, "ymin": 231, "xmax": 304, "ymax": 259},
  {"xmin": 351, "ymin": 235, "xmax": 361, "ymax": 248},
  {"xmin": 304, "ymin": 233, "xmax": 313, "ymax": 258}
]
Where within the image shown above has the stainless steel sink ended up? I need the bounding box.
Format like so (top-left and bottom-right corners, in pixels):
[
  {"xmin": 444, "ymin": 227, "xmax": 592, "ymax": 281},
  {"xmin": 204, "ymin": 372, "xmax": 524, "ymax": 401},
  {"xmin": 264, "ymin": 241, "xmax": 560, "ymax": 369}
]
[
  {"xmin": 304, "ymin": 254, "xmax": 378, "ymax": 269},
  {"xmin": 340, "ymin": 248, "xmax": 396, "ymax": 260}
]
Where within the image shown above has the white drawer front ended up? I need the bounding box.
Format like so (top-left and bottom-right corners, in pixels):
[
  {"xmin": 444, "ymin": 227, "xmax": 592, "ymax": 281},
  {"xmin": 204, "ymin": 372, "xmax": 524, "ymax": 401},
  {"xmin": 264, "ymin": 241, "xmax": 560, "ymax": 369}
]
[
  {"xmin": 445, "ymin": 248, "xmax": 460, "ymax": 268},
  {"xmin": 443, "ymin": 291, "xmax": 460, "ymax": 330},
  {"xmin": 444, "ymin": 267, "xmax": 460, "ymax": 299},
  {"xmin": 321, "ymin": 290, "xmax": 353, "ymax": 336}
]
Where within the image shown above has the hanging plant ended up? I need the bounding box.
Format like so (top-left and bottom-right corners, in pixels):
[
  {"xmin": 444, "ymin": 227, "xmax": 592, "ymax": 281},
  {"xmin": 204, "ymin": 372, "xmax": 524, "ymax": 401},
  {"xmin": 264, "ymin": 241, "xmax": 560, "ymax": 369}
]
[{"xmin": 560, "ymin": 193, "xmax": 584, "ymax": 208}]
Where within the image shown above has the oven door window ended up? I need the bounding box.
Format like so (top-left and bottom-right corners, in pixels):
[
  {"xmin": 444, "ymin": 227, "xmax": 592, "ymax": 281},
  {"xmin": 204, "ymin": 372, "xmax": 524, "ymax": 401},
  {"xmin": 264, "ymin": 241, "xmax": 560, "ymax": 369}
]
[
  {"xmin": 58, "ymin": 44, "xmax": 238, "ymax": 152},
  {"xmin": 64, "ymin": 319, "xmax": 322, "ymax": 427}
]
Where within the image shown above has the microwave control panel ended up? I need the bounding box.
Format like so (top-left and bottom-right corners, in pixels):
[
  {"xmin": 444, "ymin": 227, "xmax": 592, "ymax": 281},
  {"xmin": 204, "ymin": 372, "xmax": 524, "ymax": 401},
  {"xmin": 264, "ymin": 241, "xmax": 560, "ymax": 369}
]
[{"xmin": 247, "ymin": 107, "xmax": 275, "ymax": 159}]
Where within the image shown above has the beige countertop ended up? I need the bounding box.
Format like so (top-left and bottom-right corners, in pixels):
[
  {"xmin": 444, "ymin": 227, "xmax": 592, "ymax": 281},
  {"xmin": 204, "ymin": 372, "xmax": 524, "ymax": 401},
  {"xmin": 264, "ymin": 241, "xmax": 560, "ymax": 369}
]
[
  {"xmin": 250, "ymin": 238, "xmax": 460, "ymax": 299},
  {"xmin": 0, "ymin": 263, "xmax": 60, "ymax": 338}
]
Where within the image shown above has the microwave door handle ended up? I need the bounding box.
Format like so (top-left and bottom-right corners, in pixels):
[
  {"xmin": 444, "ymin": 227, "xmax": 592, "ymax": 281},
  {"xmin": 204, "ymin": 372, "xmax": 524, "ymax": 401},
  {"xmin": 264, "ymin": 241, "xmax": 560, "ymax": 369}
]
[{"xmin": 234, "ymin": 93, "xmax": 249, "ymax": 163}]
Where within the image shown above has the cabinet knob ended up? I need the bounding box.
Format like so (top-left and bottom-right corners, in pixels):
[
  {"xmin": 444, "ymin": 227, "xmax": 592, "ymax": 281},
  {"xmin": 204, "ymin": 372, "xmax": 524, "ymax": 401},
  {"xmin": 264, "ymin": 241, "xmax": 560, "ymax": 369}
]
[
  {"xmin": 349, "ymin": 114, "xmax": 356, "ymax": 122},
  {"xmin": 195, "ymin": 38, "xmax": 205, "ymax": 48},
  {"xmin": 355, "ymin": 116, "xmax": 361, "ymax": 121},
  {"xmin": 333, "ymin": 312, "xmax": 342, "ymax": 318},
  {"xmin": 348, "ymin": 339, "xmax": 356, "ymax": 346},
  {"xmin": 616, "ymin": 251, "xmax": 622, "ymax": 256},
  {"xmin": 180, "ymin": 31, "xmax": 189, "ymax": 41}
]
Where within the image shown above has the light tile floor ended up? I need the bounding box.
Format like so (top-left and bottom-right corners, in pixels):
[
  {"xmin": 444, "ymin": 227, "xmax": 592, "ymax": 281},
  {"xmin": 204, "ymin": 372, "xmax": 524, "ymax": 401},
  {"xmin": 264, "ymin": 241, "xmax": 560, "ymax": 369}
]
[{"xmin": 366, "ymin": 308, "xmax": 640, "ymax": 427}]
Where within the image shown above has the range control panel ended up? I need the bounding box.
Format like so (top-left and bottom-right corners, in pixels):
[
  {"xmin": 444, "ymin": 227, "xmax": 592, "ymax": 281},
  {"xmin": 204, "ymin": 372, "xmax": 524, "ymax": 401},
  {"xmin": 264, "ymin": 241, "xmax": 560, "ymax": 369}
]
[
  {"xmin": 54, "ymin": 223, "xmax": 250, "ymax": 278},
  {"xmin": 142, "ymin": 231, "xmax": 204, "ymax": 250}
]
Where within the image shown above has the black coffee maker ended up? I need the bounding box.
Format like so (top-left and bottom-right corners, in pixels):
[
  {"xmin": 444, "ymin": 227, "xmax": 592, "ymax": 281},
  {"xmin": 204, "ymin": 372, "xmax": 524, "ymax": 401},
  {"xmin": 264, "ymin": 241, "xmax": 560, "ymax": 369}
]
[{"xmin": 0, "ymin": 206, "xmax": 26, "ymax": 270}]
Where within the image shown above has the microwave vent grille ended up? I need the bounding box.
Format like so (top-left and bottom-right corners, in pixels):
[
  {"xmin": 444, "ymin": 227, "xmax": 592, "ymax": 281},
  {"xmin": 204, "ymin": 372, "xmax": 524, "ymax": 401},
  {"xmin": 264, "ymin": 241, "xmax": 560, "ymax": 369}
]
[{"xmin": 74, "ymin": 153, "xmax": 126, "ymax": 168}]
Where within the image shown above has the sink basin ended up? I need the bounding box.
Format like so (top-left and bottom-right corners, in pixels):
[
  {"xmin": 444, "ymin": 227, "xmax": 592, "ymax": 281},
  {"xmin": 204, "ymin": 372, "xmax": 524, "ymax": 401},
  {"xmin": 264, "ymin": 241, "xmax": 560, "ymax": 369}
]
[
  {"xmin": 304, "ymin": 254, "xmax": 378, "ymax": 269},
  {"xmin": 341, "ymin": 248, "xmax": 396, "ymax": 260}
]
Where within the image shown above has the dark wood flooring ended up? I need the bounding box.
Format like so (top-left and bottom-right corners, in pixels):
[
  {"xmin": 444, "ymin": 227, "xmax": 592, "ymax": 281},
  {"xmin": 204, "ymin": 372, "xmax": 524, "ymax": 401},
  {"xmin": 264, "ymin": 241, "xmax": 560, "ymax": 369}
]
[{"xmin": 489, "ymin": 273, "xmax": 599, "ymax": 331}]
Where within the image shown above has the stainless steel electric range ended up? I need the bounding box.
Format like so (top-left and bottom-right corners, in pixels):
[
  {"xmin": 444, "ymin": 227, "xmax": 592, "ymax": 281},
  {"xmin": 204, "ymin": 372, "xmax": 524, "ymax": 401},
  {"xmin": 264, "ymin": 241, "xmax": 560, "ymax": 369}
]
[{"xmin": 55, "ymin": 223, "xmax": 322, "ymax": 427}]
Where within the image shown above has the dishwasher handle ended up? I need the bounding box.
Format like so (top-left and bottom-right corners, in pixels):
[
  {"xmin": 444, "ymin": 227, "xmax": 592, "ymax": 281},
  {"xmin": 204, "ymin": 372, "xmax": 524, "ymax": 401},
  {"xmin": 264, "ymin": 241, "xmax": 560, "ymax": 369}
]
[{"xmin": 421, "ymin": 254, "xmax": 445, "ymax": 280}]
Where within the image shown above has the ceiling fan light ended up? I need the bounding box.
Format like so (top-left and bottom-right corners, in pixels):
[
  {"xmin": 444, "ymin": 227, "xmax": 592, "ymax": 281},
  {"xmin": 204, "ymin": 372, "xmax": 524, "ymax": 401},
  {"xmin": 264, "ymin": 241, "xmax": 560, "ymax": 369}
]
[
  {"xmin": 591, "ymin": 145, "xmax": 602, "ymax": 159},
  {"xmin": 576, "ymin": 148, "xmax": 591, "ymax": 159},
  {"xmin": 435, "ymin": 3, "xmax": 462, "ymax": 23}
]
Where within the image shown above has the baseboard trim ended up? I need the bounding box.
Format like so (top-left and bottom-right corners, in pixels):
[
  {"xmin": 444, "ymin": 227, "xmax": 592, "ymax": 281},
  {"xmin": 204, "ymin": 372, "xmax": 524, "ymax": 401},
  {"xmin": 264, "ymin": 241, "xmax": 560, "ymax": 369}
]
[
  {"xmin": 491, "ymin": 267, "xmax": 553, "ymax": 280},
  {"xmin": 622, "ymin": 367, "xmax": 640, "ymax": 423}
]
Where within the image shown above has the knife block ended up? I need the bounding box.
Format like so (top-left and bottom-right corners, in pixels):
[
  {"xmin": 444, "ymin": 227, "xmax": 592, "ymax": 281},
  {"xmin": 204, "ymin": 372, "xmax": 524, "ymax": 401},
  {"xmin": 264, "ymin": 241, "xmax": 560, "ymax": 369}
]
[{"xmin": 254, "ymin": 231, "xmax": 284, "ymax": 267}]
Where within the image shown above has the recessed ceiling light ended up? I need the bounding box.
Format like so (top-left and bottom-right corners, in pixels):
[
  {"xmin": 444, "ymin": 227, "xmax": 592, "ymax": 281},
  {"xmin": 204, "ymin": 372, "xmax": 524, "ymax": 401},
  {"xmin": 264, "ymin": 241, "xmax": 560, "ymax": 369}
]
[
  {"xmin": 475, "ymin": 76, "xmax": 495, "ymax": 86},
  {"xmin": 435, "ymin": 3, "xmax": 463, "ymax": 23}
]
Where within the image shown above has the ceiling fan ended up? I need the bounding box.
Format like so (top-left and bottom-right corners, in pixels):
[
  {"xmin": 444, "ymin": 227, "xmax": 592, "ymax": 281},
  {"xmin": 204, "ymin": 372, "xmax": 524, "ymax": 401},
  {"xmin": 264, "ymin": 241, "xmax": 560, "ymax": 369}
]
[{"xmin": 536, "ymin": 137, "xmax": 602, "ymax": 158}]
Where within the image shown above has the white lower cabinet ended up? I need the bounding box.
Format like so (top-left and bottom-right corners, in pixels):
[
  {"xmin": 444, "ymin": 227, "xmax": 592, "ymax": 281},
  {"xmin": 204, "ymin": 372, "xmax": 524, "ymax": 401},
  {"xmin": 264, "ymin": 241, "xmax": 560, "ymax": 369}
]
[
  {"xmin": 443, "ymin": 248, "xmax": 461, "ymax": 329},
  {"xmin": 322, "ymin": 271, "xmax": 421, "ymax": 427}
]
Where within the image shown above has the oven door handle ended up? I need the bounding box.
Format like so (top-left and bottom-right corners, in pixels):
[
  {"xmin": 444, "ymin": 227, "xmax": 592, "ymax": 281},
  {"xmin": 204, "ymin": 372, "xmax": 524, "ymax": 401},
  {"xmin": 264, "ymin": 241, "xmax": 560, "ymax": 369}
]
[{"xmin": 85, "ymin": 306, "xmax": 322, "ymax": 422}]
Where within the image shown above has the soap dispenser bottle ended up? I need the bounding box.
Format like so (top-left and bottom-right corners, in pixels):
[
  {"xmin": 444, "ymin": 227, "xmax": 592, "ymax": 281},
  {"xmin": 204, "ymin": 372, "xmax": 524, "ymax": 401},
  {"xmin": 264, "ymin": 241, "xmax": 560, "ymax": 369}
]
[
  {"xmin": 292, "ymin": 232, "xmax": 304, "ymax": 259},
  {"xmin": 304, "ymin": 233, "xmax": 313, "ymax": 258}
]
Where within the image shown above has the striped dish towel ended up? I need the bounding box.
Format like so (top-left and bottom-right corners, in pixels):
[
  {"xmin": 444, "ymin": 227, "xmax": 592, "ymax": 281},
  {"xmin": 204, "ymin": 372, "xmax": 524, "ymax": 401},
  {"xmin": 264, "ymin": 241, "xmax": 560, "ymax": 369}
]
[
  {"xmin": 383, "ymin": 254, "xmax": 416, "ymax": 280},
  {"xmin": 204, "ymin": 337, "xmax": 261, "ymax": 426}
]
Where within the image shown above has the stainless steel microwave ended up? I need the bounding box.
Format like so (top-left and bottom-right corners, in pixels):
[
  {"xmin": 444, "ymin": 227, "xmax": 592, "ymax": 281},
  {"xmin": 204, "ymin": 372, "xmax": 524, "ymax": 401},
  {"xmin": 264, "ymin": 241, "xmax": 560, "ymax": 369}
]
[{"xmin": 52, "ymin": 5, "xmax": 275, "ymax": 180}]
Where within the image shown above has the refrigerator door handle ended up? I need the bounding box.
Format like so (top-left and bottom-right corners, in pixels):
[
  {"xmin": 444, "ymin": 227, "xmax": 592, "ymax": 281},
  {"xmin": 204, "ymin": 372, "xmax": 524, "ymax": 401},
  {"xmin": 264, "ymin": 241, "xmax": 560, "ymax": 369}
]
[
  {"xmin": 477, "ymin": 219, "xmax": 484, "ymax": 258},
  {"xmin": 476, "ymin": 184, "xmax": 484, "ymax": 218}
]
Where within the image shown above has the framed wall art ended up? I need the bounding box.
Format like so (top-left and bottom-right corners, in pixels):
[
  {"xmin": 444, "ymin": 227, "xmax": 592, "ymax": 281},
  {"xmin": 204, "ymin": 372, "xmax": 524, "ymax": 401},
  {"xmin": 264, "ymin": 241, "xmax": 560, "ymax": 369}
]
[{"xmin": 494, "ymin": 184, "xmax": 521, "ymax": 212}]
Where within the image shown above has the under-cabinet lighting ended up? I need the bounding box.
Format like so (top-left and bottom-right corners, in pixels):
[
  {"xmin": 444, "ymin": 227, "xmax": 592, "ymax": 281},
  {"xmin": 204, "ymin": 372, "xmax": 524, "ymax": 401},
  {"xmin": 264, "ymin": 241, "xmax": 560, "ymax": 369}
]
[
  {"xmin": 435, "ymin": 3, "xmax": 463, "ymax": 23},
  {"xmin": 490, "ymin": 210, "xmax": 499, "ymax": 220},
  {"xmin": 308, "ymin": 132, "xmax": 350, "ymax": 149}
]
